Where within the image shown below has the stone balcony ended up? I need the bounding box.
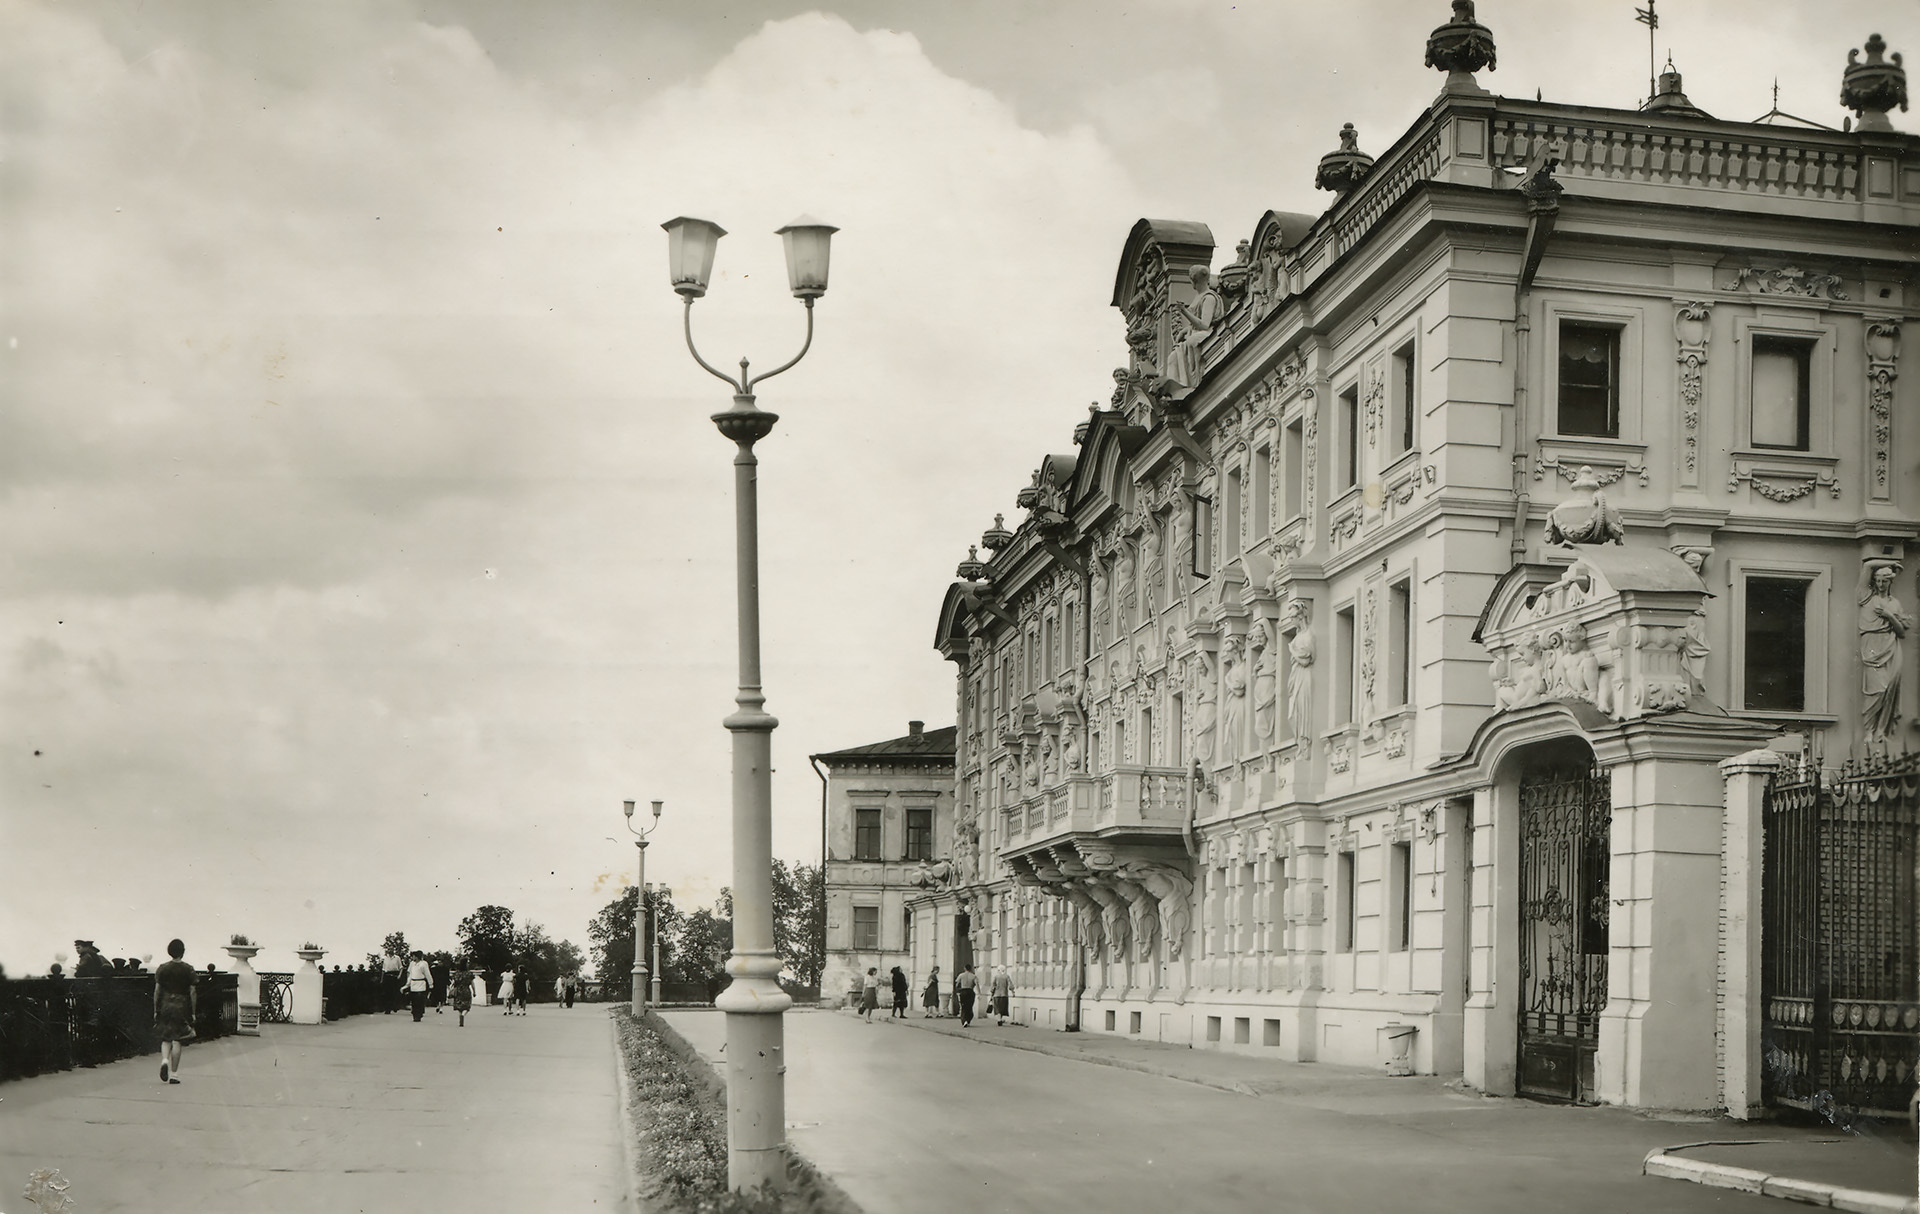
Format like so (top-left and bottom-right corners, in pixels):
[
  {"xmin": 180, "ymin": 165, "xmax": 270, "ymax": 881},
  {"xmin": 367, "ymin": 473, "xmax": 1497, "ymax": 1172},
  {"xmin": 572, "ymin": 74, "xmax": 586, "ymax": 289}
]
[{"xmin": 999, "ymin": 765, "xmax": 1191, "ymax": 855}]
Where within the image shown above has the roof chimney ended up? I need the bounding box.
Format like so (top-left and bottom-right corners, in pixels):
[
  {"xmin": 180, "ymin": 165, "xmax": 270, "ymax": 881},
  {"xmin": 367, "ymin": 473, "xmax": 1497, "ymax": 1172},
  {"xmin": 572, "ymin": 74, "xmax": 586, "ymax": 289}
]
[{"xmin": 908, "ymin": 720, "xmax": 924, "ymax": 736}]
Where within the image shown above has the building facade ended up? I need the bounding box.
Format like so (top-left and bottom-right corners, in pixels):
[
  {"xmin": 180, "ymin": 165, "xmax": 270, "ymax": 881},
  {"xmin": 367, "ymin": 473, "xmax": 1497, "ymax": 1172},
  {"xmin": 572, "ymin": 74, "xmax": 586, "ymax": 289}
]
[
  {"xmin": 813, "ymin": 722, "xmax": 956, "ymax": 1007},
  {"xmin": 917, "ymin": 8, "xmax": 1918, "ymax": 1116}
]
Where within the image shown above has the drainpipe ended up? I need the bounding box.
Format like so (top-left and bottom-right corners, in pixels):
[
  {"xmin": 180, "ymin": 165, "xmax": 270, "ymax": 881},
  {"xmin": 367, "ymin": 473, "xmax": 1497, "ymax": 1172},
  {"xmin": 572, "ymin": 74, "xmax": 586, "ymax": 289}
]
[
  {"xmin": 811, "ymin": 756, "xmax": 829, "ymax": 998},
  {"xmin": 1511, "ymin": 149, "xmax": 1564, "ymax": 565}
]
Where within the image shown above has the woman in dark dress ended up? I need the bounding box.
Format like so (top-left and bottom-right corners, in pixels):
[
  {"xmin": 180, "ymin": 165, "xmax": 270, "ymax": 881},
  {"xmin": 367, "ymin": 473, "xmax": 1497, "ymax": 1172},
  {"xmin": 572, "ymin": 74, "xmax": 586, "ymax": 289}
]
[
  {"xmin": 449, "ymin": 959, "xmax": 474, "ymax": 1027},
  {"xmin": 152, "ymin": 939, "xmax": 196, "ymax": 1085},
  {"xmin": 889, "ymin": 966, "xmax": 908, "ymax": 1018}
]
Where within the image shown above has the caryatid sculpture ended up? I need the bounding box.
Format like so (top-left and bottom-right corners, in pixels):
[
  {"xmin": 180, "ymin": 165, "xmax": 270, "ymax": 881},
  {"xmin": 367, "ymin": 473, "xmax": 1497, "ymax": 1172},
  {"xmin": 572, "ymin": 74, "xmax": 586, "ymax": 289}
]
[
  {"xmin": 1253, "ymin": 624, "xmax": 1279, "ymax": 740},
  {"xmin": 1284, "ymin": 598, "xmax": 1315, "ymax": 749},
  {"xmin": 1220, "ymin": 634, "xmax": 1249, "ymax": 761},
  {"xmin": 1190, "ymin": 651, "xmax": 1218, "ymax": 763},
  {"xmin": 1860, "ymin": 560, "xmax": 1913, "ymax": 745}
]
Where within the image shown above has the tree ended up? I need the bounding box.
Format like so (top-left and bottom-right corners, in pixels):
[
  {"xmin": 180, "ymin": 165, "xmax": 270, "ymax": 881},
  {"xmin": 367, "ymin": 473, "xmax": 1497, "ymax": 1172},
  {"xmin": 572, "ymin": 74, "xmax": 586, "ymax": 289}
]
[
  {"xmin": 673, "ymin": 906, "xmax": 733, "ymax": 993},
  {"xmin": 455, "ymin": 905, "xmax": 516, "ymax": 973},
  {"xmin": 771, "ymin": 860, "xmax": 825, "ymax": 988},
  {"xmin": 587, "ymin": 885, "xmax": 683, "ymax": 999},
  {"xmin": 367, "ymin": 929, "xmax": 409, "ymax": 968}
]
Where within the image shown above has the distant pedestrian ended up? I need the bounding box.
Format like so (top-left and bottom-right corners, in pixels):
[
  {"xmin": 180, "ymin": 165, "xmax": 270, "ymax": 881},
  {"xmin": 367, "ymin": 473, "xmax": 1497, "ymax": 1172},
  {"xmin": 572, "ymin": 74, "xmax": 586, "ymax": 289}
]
[
  {"xmin": 562, "ymin": 972, "xmax": 577, "ymax": 1008},
  {"xmin": 499, "ymin": 968, "xmax": 517, "ymax": 1014},
  {"xmin": 990, "ymin": 967, "xmax": 1013, "ymax": 1026},
  {"xmin": 152, "ymin": 938, "xmax": 196, "ymax": 1085},
  {"xmin": 73, "ymin": 940, "xmax": 110, "ymax": 978},
  {"xmin": 860, "ymin": 968, "xmax": 879, "ymax": 1021},
  {"xmin": 922, "ymin": 966, "xmax": 941, "ymax": 1018},
  {"xmin": 889, "ymin": 966, "xmax": 908, "ymax": 1018},
  {"xmin": 406, "ymin": 951, "xmax": 432, "ymax": 1022},
  {"xmin": 955, "ymin": 965, "xmax": 977, "ymax": 1027},
  {"xmin": 450, "ymin": 959, "xmax": 474, "ymax": 1027},
  {"xmin": 430, "ymin": 958, "xmax": 448, "ymax": 1013},
  {"xmin": 472, "ymin": 970, "xmax": 487, "ymax": 1007}
]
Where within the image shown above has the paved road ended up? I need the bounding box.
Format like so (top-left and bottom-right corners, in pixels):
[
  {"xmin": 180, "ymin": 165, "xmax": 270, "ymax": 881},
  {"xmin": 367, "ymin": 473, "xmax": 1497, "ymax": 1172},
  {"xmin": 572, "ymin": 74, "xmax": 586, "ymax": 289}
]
[
  {"xmin": 662, "ymin": 1008, "xmax": 1792, "ymax": 1214},
  {"xmin": 0, "ymin": 1005, "xmax": 631, "ymax": 1214}
]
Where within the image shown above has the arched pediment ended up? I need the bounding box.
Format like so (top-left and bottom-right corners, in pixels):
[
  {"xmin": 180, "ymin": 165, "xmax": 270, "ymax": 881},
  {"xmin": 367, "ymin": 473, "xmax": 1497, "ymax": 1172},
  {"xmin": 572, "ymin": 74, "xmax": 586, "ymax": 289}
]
[
  {"xmin": 1477, "ymin": 546, "xmax": 1713, "ymax": 724},
  {"xmin": 1110, "ymin": 218, "xmax": 1216, "ymax": 309},
  {"xmin": 1070, "ymin": 410, "xmax": 1151, "ymax": 510}
]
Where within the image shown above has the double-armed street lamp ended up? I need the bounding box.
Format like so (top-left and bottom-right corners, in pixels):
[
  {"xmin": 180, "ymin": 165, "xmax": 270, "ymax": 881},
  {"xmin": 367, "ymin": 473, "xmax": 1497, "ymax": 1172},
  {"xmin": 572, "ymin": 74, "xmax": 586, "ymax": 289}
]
[
  {"xmin": 622, "ymin": 798, "xmax": 663, "ymax": 1015},
  {"xmin": 661, "ymin": 212, "xmax": 836, "ymax": 1193}
]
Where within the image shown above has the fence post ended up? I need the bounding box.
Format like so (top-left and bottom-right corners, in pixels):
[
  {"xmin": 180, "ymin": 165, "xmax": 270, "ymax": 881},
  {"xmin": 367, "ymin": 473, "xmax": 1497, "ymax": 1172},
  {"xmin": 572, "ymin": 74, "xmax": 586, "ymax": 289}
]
[
  {"xmin": 1720, "ymin": 747, "xmax": 1778, "ymax": 1120},
  {"xmin": 291, "ymin": 949, "xmax": 326, "ymax": 1025}
]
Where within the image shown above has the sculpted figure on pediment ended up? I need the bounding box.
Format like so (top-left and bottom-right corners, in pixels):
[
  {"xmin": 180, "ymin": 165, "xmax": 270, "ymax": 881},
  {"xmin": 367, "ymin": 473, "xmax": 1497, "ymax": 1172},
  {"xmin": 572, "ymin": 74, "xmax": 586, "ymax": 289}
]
[{"xmin": 1164, "ymin": 266, "xmax": 1224, "ymax": 392}]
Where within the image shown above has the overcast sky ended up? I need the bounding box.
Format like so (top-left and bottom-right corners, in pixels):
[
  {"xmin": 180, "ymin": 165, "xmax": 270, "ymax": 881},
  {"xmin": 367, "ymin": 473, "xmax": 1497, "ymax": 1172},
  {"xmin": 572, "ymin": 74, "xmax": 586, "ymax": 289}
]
[{"xmin": 2, "ymin": 0, "xmax": 1903, "ymax": 975}]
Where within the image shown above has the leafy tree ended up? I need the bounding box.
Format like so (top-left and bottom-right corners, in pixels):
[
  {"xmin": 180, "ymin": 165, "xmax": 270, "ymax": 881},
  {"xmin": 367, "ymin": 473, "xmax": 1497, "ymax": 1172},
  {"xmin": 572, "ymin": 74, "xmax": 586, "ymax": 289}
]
[
  {"xmin": 587, "ymin": 885, "xmax": 683, "ymax": 999},
  {"xmin": 772, "ymin": 860, "xmax": 825, "ymax": 988},
  {"xmin": 455, "ymin": 905, "xmax": 516, "ymax": 973},
  {"xmin": 673, "ymin": 906, "xmax": 732, "ymax": 991}
]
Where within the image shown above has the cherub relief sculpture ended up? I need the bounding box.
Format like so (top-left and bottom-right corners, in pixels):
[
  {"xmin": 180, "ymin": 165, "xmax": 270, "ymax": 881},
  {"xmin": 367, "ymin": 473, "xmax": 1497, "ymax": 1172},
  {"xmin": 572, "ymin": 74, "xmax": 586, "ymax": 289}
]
[{"xmin": 1860, "ymin": 561, "xmax": 1913, "ymax": 744}]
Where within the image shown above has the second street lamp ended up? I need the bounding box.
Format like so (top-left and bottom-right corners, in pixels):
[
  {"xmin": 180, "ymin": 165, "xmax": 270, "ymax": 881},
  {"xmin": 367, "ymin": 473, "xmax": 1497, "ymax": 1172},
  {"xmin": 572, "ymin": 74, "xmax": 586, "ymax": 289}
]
[
  {"xmin": 622, "ymin": 798, "xmax": 663, "ymax": 1015},
  {"xmin": 663, "ymin": 211, "xmax": 835, "ymax": 1194}
]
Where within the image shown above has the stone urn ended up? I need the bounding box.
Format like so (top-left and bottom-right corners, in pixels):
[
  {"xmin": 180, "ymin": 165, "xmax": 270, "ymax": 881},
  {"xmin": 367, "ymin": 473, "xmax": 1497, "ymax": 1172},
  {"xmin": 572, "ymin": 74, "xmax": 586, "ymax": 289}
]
[
  {"xmin": 291, "ymin": 947, "xmax": 326, "ymax": 1025},
  {"xmin": 225, "ymin": 943, "xmax": 263, "ymax": 1035}
]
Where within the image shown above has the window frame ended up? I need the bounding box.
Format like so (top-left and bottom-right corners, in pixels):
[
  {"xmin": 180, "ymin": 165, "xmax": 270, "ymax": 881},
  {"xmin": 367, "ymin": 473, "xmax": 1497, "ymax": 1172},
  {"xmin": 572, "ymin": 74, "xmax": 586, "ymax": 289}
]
[
  {"xmin": 904, "ymin": 807, "xmax": 933, "ymax": 861},
  {"xmin": 1727, "ymin": 559, "xmax": 1832, "ymax": 719},
  {"xmin": 851, "ymin": 905, "xmax": 880, "ymax": 951},
  {"xmin": 1391, "ymin": 338, "xmax": 1417, "ymax": 456},
  {"xmin": 853, "ymin": 806, "xmax": 883, "ymax": 861},
  {"xmin": 1544, "ymin": 302, "xmax": 1644, "ymax": 444},
  {"xmin": 1554, "ymin": 320, "xmax": 1623, "ymax": 439},
  {"xmin": 1735, "ymin": 317, "xmax": 1834, "ymax": 456},
  {"xmin": 1338, "ymin": 382, "xmax": 1361, "ymax": 488}
]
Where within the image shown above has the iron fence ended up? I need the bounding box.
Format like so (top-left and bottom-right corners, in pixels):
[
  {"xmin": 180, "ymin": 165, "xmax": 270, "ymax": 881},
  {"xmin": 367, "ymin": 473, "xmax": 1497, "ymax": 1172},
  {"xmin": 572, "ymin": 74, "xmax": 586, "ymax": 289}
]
[
  {"xmin": 1762, "ymin": 749, "xmax": 1920, "ymax": 1123},
  {"xmin": 0, "ymin": 973, "xmax": 238, "ymax": 1082}
]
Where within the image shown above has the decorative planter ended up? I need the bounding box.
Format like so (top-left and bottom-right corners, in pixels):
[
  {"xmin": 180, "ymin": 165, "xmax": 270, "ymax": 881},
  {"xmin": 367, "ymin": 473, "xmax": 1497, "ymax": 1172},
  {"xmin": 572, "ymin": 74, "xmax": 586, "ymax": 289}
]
[
  {"xmin": 291, "ymin": 949, "xmax": 326, "ymax": 1025},
  {"xmin": 225, "ymin": 945, "xmax": 263, "ymax": 1035}
]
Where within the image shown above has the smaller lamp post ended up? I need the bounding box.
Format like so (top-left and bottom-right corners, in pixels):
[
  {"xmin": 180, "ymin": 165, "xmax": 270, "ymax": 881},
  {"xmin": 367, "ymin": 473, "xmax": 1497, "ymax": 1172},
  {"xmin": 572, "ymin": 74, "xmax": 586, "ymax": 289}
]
[
  {"xmin": 649, "ymin": 884, "xmax": 671, "ymax": 1006},
  {"xmin": 623, "ymin": 799, "xmax": 663, "ymax": 1014}
]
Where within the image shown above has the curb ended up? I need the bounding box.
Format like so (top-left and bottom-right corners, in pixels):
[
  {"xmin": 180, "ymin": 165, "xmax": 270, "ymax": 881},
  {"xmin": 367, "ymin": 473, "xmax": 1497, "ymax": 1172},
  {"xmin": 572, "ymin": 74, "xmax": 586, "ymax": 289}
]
[
  {"xmin": 878, "ymin": 1010, "xmax": 1260, "ymax": 1097},
  {"xmin": 607, "ymin": 1010, "xmax": 649, "ymax": 1213},
  {"xmin": 1643, "ymin": 1142, "xmax": 1918, "ymax": 1213}
]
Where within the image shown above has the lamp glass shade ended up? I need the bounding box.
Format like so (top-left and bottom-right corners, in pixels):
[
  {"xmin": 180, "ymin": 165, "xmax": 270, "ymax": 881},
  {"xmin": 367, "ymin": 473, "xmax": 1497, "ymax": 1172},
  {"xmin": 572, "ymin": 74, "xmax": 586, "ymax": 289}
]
[
  {"xmin": 623, "ymin": 800, "xmax": 635, "ymax": 819},
  {"xmin": 650, "ymin": 799, "xmax": 663, "ymax": 819},
  {"xmin": 662, "ymin": 217, "xmax": 726, "ymax": 298},
  {"xmin": 776, "ymin": 216, "xmax": 837, "ymax": 299}
]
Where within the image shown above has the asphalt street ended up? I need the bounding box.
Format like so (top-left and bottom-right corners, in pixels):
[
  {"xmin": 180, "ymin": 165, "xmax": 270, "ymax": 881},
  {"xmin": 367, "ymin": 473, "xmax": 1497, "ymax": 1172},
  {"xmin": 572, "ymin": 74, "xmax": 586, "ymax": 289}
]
[
  {"xmin": 0, "ymin": 1004, "xmax": 631, "ymax": 1214},
  {"xmin": 662, "ymin": 1007, "xmax": 1804, "ymax": 1214}
]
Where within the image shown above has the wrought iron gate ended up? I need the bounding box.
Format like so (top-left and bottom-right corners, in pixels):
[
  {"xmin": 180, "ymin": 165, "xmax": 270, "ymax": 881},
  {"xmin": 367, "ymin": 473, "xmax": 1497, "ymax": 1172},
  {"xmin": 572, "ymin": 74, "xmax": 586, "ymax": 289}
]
[
  {"xmin": 1517, "ymin": 762, "xmax": 1611, "ymax": 1103},
  {"xmin": 1762, "ymin": 751, "xmax": 1920, "ymax": 1122}
]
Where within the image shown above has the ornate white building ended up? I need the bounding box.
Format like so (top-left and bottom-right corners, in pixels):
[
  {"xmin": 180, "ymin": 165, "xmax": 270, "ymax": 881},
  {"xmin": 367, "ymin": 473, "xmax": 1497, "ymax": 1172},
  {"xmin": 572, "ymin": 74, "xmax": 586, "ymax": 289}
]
[{"xmin": 915, "ymin": 7, "xmax": 1919, "ymax": 1115}]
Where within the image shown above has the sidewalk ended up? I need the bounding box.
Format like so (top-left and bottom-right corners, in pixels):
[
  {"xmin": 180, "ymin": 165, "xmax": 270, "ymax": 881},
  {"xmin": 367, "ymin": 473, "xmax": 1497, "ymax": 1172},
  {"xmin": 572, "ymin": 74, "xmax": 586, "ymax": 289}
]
[
  {"xmin": 870, "ymin": 1006, "xmax": 1917, "ymax": 1209},
  {"xmin": 0, "ymin": 1005, "xmax": 633, "ymax": 1214}
]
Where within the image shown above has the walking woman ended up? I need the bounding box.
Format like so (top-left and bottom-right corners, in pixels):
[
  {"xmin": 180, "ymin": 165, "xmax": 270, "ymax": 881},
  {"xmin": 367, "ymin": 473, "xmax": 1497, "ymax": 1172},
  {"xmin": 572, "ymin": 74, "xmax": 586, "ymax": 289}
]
[
  {"xmin": 499, "ymin": 967, "xmax": 517, "ymax": 1015},
  {"xmin": 889, "ymin": 966, "xmax": 908, "ymax": 1019},
  {"xmin": 922, "ymin": 966, "xmax": 941, "ymax": 1018},
  {"xmin": 450, "ymin": 958, "xmax": 474, "ymax": 1027},
  {"xmin": 406, "ymin": 951, "xmax": 432, "ymax": 1022},
  {"xmin": 860, "ymin": 967, "xmax": 880, "ymax": 1021},
  {"xmin": 152, "ymin": 939, "xmax": 196, "ymax": 1085}
]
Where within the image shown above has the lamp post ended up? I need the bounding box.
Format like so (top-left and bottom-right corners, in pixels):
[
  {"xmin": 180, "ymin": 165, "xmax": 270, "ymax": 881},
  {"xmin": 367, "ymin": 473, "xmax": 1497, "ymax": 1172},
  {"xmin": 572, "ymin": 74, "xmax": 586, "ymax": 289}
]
[
  {"xmin": 663, "ymin": 212, "xmax": 835, "ymax": 1193},
  {"xmin": 622, "ymin": 798, "xmax": 663, "ymax": 1015},
  {"xmin": 650, "ymin": 883, "xmax": 670, "ymax": 1006}
]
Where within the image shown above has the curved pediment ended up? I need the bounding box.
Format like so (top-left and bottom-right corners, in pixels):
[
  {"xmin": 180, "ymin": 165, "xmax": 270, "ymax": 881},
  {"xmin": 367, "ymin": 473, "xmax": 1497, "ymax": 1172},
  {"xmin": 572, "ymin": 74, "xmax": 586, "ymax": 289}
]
[
  {"xmin": 1477, "ymin": 545, "xmax": 1712, "ymax": 723},
  {"xmin": 1111, "ymin": 218, "xmax": 1216, "ymax": 309}
]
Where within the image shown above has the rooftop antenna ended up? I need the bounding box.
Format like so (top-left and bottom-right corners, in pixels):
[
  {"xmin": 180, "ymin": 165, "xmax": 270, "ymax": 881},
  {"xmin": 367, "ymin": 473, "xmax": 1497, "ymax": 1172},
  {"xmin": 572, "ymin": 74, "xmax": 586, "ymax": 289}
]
[{"xmin": 1634, "ymin": 0, "xmax": 1659, "ymax": 106}]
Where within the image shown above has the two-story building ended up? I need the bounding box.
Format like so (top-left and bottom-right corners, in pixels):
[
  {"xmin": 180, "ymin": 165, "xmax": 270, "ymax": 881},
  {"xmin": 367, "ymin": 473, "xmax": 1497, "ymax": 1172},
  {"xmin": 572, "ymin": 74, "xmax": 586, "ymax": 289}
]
[
  {"xmin": 919, "ymin": 6, "xmax": 1918, "ymax": 1118},
  {"xmin": 813, "ymin": 722, "xmax": 956, "ymax": 1006}
]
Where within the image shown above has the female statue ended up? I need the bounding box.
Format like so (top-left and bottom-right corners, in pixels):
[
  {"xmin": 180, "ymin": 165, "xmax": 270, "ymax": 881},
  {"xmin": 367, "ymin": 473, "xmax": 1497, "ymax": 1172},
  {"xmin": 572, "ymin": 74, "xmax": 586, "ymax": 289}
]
[
  {"xmin": 1860, "ymin": 562, "xmax": 1913, "ymax": 744},
  {"xmin": 1284, "ymin": 599, "xmax": 1315, "ymax": 747}
]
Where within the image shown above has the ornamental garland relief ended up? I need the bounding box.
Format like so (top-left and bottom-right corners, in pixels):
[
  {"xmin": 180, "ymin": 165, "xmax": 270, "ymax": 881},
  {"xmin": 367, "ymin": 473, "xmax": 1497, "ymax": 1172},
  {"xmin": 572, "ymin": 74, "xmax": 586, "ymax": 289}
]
[
  {"xmin": 1866, "ymin": 321, "xmax": 1900, "ymax": 498},
  {"xmin": 1673, "ymin": 300, "xmax": 1711, "ymax": 485}
]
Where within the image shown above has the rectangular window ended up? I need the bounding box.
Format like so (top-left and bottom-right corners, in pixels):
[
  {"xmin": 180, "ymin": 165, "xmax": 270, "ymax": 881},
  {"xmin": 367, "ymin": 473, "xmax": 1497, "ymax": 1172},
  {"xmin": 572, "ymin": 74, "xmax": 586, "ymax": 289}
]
[
  {"xmin": 1745, "ymin": 577, "xmax": 1810, "ymax": 712},
  {"xmin": 1389, "ymin": 841, "xmax": 1413, "ymax": 952},
  {"xmin": 1558, "ymin": 322, "xmax": 1620, "ymax": 438},
  {"xmin": 1337, "ymin": 851, "xmax": 1357, "ymax": 953},
  {"xmin": 1114, "ymin": 717, "xmax": 1127, "ymax": 766},
  {"xmin": 1224, "ymin": 468, "xmax": 1243, "ymax": 560},
  {"xmin": 1283, "ymin": 420, "xmax": 1304, "ymax": 519},
  {"xmin": 1334, "ymin": 606, "xmax": 1357, "ymax": 725},
  {"xmin": 1271, "ymin": 859, "xmax": 1288, "ymax": 954},
  {"xmin": 1191, "ymin": 495, "xmax": 1213, "ymax": 580},
  {"xmin": 1752, "ymin": 336, "xmax": 1813, "ymax": 451},
  {"xmin": 854, "ymin": 807, "xmax": 882, "ymax": 860},
  {"xmin": 1140, "ymin": 707, "xmax": 1155, "ymax": 766},
  {"xmin": 852, "ymin": 905, "xmax": 880, "ymax": 950},
  {"xmin": 1388, "ymin": 578, "xmax": 1412, "ymax": 708},
  {"xmin": 1237, "ymin": 861, "xmax": 1256, "ymax": 953},
  {"xmin": 904, "ymin": 908, "xmax": 914, "ymax": 953},
  {"xmin": 1392, "ymin": 340, "xmax": 1416, "ymax": 454},
  {"xmin": 1340, "ymin": 385, "xmax": 1360, "ymax": 487},
  {"xmin": 1254, "ymin": 445, "xmax": 1273, "ymax": 540},
  {"xmin": 905, "ymin": 808, "xmax": 932, "ymax": 861},
  {"xmin": 1170, "ymin": 693, "xmax": 1185, "ymax": 766},
  {"xmin": 1234, "ymin": 1017, "xmax": 1251, "ymax": 1045}
]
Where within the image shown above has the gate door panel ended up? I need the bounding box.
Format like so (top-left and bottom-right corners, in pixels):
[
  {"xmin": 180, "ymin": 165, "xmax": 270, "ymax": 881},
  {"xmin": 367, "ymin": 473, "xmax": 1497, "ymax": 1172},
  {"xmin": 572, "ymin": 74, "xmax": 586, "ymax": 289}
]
[{"xmin": 1517, "ymin": 762, "xmax": 1611, "ymax": 1103}]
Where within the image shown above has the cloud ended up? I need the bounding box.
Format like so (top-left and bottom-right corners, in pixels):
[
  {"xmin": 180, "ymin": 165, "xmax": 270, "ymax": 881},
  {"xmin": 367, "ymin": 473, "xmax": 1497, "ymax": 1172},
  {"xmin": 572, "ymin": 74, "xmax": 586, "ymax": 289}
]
[{"xmin": 0, "ymin": 6, "xmax": 1145, "ymax": 973}]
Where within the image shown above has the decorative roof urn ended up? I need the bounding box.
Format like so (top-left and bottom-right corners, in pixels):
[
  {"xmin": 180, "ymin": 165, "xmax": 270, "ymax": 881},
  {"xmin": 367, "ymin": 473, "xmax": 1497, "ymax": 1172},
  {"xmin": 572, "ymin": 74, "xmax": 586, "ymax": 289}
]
[
  {"xmin": 1315, "ymin": 124, "xmax": 1376, "ymax": 194},
  {"xmin": 981, "ymin": 514, "xmax": 1014, "ymax": 552},
  {"xmin": 1843, "ymin": 33, "xmax": 1908, "ymax": 132},
  {"xmin": 1425, "ymin": 0, "xmax": 1497, "ymax": 93},
  {"xmin": 956, "ymin": 545, "xmax": 989, "ymax": 581},
  {"xmin": 1545, "ymin": 466, "xmax": 1626, "ymax": 547}
]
